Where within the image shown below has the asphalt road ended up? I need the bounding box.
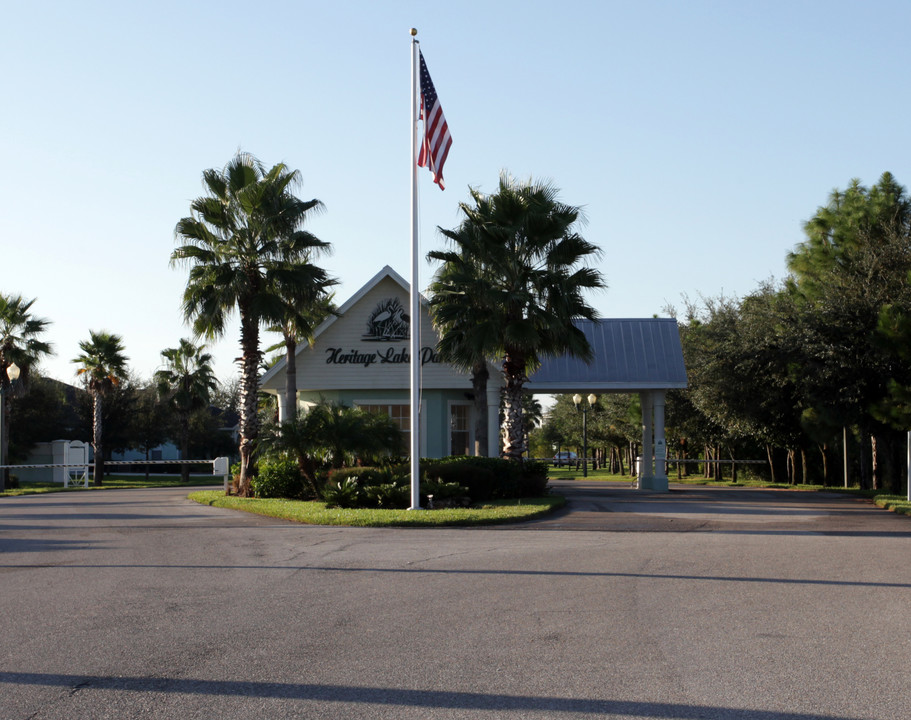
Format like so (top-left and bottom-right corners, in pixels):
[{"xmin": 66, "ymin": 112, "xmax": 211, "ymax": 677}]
[{"xmin": 2, "ymin": 481, "xmax": 911, "ymax": 720}]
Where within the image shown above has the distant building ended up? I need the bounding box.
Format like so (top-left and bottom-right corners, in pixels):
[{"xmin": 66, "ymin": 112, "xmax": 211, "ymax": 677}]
[
  {"xmin": 111, "ymin": 443, "xmax": 180, "ymax": 463},
  {"xmin": 260, "ymin": 266, "xmax": 688, "ymax": 489},
  {"xmin": 260, "ymin": 266, "xmax": 496, "ymax": 458}
]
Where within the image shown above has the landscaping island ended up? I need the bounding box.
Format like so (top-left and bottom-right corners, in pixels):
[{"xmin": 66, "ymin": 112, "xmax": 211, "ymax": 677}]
[{"xmin": 188, "ymin": 490, "xmax": 565, "ymax": 528}]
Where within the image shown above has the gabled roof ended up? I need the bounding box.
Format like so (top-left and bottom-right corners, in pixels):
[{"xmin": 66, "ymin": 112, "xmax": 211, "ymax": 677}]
[
  {"xmin": 332, "ymin": 265, "xmax": 413, "ymax": 317},
  {"xmin": 260, "ymin": 267, "xmax": 687, "ymax": 395},
  {"xmin": 526, "ymin": 318, "xmax": 688, "ymax": 393},
  {"xmin": 301, "ymin": 265, "xmax": 413, "ymax": 343},
  {"xmin": 260, "ymin": 265, "xmax": 429, "ymax": 388}
]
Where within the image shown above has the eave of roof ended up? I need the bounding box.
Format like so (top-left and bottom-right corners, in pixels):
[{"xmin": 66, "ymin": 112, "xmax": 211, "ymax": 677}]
[
  {"xmin": 260, "ymin": 265, "xmax": 431, "ymax": 387},
  {"xmin": 526, "ymin": 318, "xmax": 688, "ymax": 393}
]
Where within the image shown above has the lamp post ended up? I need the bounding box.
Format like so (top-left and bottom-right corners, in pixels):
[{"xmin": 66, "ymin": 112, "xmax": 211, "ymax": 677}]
[
  {"xmin": 573, "ymin": 393, "xmax": 597, "ymax": 478},
  {"xmin": 0, "ymin": 362, "xmax": 21, "ymax": 489}
]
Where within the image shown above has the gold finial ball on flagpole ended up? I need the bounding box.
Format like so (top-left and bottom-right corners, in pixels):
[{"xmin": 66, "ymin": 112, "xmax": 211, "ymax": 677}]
[{"xmin": 410, "ymin": 28, "xmax": 418, "ymax": 36}]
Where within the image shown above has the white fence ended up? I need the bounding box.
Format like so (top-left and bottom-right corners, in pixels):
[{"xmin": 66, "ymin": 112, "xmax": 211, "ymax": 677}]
[{"xmin": 1, "ymin": 457, "xmax": 231, "ymax": 489}]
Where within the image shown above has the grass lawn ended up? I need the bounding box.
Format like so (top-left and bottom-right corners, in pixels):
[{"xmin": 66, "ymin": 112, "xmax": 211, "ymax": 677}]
[
  {"xmin": 0, "ymin": 474, "xmax": 224, "ymax": 497},
  {"xmin": 547, "ymin": 466, "xmax": 639, "ymax": 483},
  {"xmin": 550, "ymin": 464, "xmax": 844, "ymax": 489},
  {"xmin": 872, "ymin": 494, "xmax": 911, "ymax": 516},
  {"xmin": 188, "ymin": 490, "xmax": 566, "ymax": 528}
]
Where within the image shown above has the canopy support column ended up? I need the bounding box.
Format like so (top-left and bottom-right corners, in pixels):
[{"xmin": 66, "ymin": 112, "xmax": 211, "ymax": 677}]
[{"xmin": 638, "ymin": 390, "xmax": 669, "ymax": 492}]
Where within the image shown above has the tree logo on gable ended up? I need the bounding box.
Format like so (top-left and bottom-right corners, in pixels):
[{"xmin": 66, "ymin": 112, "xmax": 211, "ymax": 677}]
[{"xmin": 363, "ymin": 298, "xmax": 409, "ymax": 341}]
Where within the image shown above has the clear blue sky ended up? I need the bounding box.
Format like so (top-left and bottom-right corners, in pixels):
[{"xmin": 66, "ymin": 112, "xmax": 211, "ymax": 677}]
[{"xmin": 4, "ymin": 0, "xmax": 911, "ymax": 384}]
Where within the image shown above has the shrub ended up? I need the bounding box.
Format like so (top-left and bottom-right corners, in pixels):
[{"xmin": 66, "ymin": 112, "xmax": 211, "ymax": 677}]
[
  {"xmin": 261, "ymin": 402, "xmax": 405, "ymax": 474},
  {"xmin": 328, "ymin": 466, "xmax": 401, "ymax": 487},
  {"xmin": 322, "ymin": 477, "xmax": 363, "ymax": 508},
  {"xmin": 423, "ymin": 461, "xmax": 490, "ymax": 501},
  {"xmin": 420, "ymin": 457, "xmax": 549, "ymax": 501},
  {"xmin": 421, "ymin": 479, "xmax": 470, "ymax": 508},
  {"xmin": 317, "ymin": 458, "xmax": 548, "ymax": 508},
  {"xmin": 518, "ymin": 461, "xmax": 549, "ymax": 497},
  {"xmin": 371, "ymin": 465, "xmax": 409, "ymax": 486},
  {"xmin": 251, "ymin": 457, "xmax": 306, "ymax": 500},
  {"xmin": 423, "ymin": 457, "xmax": 523, "ymax": 501},
  {"xmin": 364, "ymin": 482, "xmax": 410, "ymax": 508},
  {"xmin": 325, "ymin": 466, "xmax": 411, "ymax": 508}
]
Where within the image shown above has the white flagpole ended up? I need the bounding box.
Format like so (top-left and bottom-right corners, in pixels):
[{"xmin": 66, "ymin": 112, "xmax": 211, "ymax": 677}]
[{"xmin": 409, "ymin": 29, "xmax": 422, "ymax": 510}]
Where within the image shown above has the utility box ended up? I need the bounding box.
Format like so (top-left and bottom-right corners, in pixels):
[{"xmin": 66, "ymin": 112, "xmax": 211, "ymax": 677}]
[
  {"xmin": 55, "ymin": 440, "xmax": 88, "ymax": 485},
  {"xmin": 17, "ymin": 440, "xmax": 88, "ymax": 483},
  {"xmin": 213, "ymin": 456, "xmax": 230, "ymax": 476}
]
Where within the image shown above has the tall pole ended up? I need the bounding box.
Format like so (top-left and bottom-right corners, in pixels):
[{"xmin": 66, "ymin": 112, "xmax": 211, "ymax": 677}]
[
  {"xmin": 573, "ymin": 394, "xmax": 596, "ymax": 478},
  {"xmin": 0, "ymin": 387, "xmax": 5, "ymax": 491},
  {"xmin": 409, "ymin": 29, "xmax": 421, "ymax": 510},
  {"xmin": 582, "ymin": 406, "xmax": 588, "ymax": 478}
]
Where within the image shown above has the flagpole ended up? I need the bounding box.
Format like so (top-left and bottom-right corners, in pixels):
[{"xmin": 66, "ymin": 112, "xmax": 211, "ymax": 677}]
[{"xmin": 409, "ymin": 28, "xmax": 422, "ymax": 510}]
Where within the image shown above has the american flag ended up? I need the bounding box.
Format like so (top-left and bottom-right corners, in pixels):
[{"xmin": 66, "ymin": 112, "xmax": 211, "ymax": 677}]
[{"xmin": 417, "ymin": 50, "xmax": 452, "ymax": 190}]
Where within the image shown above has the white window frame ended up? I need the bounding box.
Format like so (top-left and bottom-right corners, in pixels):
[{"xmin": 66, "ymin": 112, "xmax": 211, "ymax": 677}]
[
  {"xmin": 447, "ymin": 400, "xmax": 474, "ymax": 457},
  {"xmin": 354, "ymin": 399, "xmax": 427, "ymax": 456}
]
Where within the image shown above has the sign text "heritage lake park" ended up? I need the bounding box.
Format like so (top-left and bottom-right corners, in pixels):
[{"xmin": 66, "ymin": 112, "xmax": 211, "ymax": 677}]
[{"xmin": 325, "ymin": 346, "xmax": 441, "ymax": 368}]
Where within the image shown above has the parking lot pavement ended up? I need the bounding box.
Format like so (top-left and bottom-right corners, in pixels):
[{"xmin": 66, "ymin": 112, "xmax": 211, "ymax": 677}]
[
  {"xmin": 530, "ymin": 479, "xmax": 911, "ymax": 535},
  {"xmin": 2, "ymin": 484, "xmax": 911, "ymax": 719}
]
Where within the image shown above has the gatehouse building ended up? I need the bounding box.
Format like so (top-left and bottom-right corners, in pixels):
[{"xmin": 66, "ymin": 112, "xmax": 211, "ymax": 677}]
[{"xmin": 259, "ymin": 266, "xmax": 687, "ymax": 491}]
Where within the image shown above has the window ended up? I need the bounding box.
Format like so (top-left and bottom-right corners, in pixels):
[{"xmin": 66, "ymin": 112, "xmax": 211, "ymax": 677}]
[
  {"xmin": 450, "ymin": 404, "xmax": 470, "ymax": 456},
  {"xmin": 358, "ymin": 404, "xmax": 410, "ymax": 433}
]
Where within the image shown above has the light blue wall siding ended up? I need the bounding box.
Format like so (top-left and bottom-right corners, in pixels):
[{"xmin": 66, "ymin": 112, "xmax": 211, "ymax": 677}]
[{"xmin": 296, "ymin": 388, "xmax": 472, "ymax": 459}]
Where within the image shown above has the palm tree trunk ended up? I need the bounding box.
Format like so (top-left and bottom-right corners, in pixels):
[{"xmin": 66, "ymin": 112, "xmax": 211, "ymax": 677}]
[
  {"xmin": 283, "ymin": 334, "xmax": 297, "ymax": 424},
  {"xmin": 296, "ymin": 455, "xmax": 320, "ymax": 498},
  {"xmin": 92, "ymin": 391, "xmax": 104, "ymax": 486},
  {"xmin": 859, "ymin": 431, "xmax": 871, "ymax": 490},
  {"xmin": 471, "ymin": 361, "xmax": 489, "ymax": 456},
  {"xmin": 236, "ymin": 309, "xmax": 261, "ymax": 497},
  {"xmin": 871, "ymin": 434, "xmax": 880, "ymax": 491},
  {"xmin": 872, "ymin": 431, "xmax": 897, "ymax": 493},
  {"xmin": 501, "ymin": 355, "xmax": 526, "ymax": 460}
]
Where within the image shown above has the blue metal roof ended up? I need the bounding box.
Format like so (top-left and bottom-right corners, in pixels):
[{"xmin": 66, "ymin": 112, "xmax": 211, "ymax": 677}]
[{"xmin": 526, "ymin": 318, "xmax": 688, "ymax": 392}]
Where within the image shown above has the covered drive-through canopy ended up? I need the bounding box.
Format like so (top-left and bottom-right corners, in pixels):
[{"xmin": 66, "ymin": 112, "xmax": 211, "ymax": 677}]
[{"xmin": 527, "ymin": 318, "xmax": 688, "ymax": 491}]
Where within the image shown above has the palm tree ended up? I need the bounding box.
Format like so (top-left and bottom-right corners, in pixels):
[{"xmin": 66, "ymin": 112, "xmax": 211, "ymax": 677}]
[
  {"xmin": 267, "ymin": 291, "xmax": 335, "ymax": 424},
  {"xmin": 155, "ymin": 339, "xmax": 218, "ymax": 483},
  {"xmin": 262, "ymin": 402, "xmax": 404, "ymax": 496},
  {"xmin": 0, "ymin": 294, "xmax": 53, "ymax": 490},
  {"xmin": 428, "ymin": 227, "xmax": 495, "ymax": 456},
  {"xmin": 521, "ymin": 393, "xmax": 544, "ymax": 446},
  {"xmin": 171, "ymin": 151, "xmax": 332, "ymax": 496},
  {"xmin": 72, "ymin": 331, "xmax": 128, "ymax": 486},
  {"xmin": 429, "ymin": 173, "xmax": 606, "ymax": 460},
  {"xmin": 313, "ymin": 403, "xmax": 404, "ymax": 470}
]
